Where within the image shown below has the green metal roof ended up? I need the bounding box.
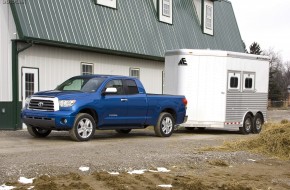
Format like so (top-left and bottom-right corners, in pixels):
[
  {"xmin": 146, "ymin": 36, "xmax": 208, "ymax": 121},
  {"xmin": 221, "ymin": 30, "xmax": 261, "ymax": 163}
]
[{"xmin": 10, "ymin": 0, "xmax": 243, "ymax": 60}]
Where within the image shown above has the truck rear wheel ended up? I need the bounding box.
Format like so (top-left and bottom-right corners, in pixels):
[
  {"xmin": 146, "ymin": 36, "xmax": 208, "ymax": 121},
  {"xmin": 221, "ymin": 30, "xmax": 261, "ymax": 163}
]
[
  {"xmin": 252, "ymin": 113, "xmax": 264, "ymax": 134},
  {"xmin": 154, "ymin": 112, "xmax": 175, "ymax": 137},
  {"xmin": 239, "ymin": 114, "xmax": 253, "ymax": 135},
  {"xmin": 27, "ymin": 125, "xmax": 51, "ymax": 138},
  {"xmin": 69, "ymin": 113, "xmax": 96, "ymax": 141}
]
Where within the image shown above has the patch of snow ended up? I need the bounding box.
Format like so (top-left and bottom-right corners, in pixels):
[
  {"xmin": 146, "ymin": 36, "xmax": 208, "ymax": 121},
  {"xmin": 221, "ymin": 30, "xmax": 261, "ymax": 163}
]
[
  {"xmin": 108, "ymin": 172, "xmax": 120, "ymax": 175},
  {"xmin": 149, "ymin": 167, "xmax": 170, "ymax": 173},
  {"xmin": 18, "ymin": 177, "xmax": 34, "ymax": 184},
  {"xmin": 0, "ymin": 184, "xmax": 15, "ymax": 190},
  {"xmin": 247, "ymin": 159, "xmax": 256, "ymax": 162},
  {"xmin": 158, "ymin": 184, "xmax": 173, "ymax": 188},
  {"xmin": 79, "ymin": 166, "xmax": 90, "ymax": 172},
  {"xmin": 157, "ymin": 167, "xmax": 170, "ymax": 172},
  {"xmin": 127, "ymin": 170, "xmax": 146, "ymax": 175},
  {"xmin": 27, "ymin": 186, "xmax": 34, "ymax": 190}
]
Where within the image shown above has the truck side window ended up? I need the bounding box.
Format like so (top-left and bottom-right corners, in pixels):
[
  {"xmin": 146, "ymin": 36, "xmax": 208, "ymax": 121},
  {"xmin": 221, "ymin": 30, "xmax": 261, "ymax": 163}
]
[
  {"xmin": 125, "ymin": 80, "xmax": 139, "ymax": 95},
  {"xmin": 105, "ymin": 80, "xmax": 124, "ymax": 95}
]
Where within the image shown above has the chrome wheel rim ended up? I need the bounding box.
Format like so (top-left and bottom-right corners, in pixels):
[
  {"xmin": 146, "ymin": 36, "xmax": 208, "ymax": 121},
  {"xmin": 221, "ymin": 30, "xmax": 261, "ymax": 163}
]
[
  {"xmin": 255, "ymin": 118, "xmax": 262, "ymax": 131},
  {"xmin": 245, "ymin": 118, "xmax": 252, "ymax": 132},
  {"xmin": 161, "ymin": 117, "xmax": 173, "ymax": 135},
  {"xmin": 77, "ymin": 118, "xmax": 93, "ymax": 138}
]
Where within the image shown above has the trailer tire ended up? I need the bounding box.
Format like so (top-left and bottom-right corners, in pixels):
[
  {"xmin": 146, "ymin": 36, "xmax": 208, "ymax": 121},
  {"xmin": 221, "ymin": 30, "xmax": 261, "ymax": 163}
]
[
  {"xmin": 116, "ymin": 129, "xmax": 132, "ymax": 134},
  {"xmin": 27, "ymin": 125, "xmax": 51, "ymax": 138},
  {"xmin": 252, "ymin": 113, "xmax": 264, "ymax": 134},
  {"xmin": 69, "ymin": 113, "xmax": 96, "ymax": 141},
  {"xmin": 239, "ymin": 114, "xmax": 253, "ymax": 135},
  {"xmin": 154, "ymin": 112, "xmax": 175, "ymax": 137}
]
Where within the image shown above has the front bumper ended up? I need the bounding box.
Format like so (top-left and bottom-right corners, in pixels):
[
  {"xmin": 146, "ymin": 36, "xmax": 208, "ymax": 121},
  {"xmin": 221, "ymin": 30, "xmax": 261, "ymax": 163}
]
[{"xmin": 21, "ymin": 109, "xmax": 76, "ymax": 130}]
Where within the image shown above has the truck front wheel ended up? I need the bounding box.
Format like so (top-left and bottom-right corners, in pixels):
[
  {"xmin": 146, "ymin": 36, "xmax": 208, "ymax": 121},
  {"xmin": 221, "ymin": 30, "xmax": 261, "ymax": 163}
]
[
  {"xmin": 27, "ymin": 125, "xmax": 51, "ymax": 138},
  {"xmin": 69, "ymin": 113, "xmax": 96, "ymax": 141},
  {"xmin": 154, "ymin": 112, "xmax": 175, "ymax": 137}
]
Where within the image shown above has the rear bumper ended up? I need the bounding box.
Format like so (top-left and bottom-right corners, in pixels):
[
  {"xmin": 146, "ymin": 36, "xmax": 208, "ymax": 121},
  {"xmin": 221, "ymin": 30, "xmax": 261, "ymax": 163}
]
[{"xmin": 21, "ymin": 109, "xmax": 76, "ymax": 130}]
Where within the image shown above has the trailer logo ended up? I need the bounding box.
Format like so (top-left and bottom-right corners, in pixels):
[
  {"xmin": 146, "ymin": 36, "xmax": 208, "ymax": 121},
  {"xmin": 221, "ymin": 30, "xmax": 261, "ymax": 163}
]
[
  {"xmin": 178, "ymin": 58, "xmax": 188, "ymax": 66},
  {"xmin": 38, "ymin": 102, "xmax": 44, "ymax": 107}
]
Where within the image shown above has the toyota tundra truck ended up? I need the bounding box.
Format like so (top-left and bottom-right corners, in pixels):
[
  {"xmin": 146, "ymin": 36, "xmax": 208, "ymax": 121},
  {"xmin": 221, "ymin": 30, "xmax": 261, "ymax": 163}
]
[{"xmin": 21, "ymin": 75, "xmax": 187, "ymax": 141}]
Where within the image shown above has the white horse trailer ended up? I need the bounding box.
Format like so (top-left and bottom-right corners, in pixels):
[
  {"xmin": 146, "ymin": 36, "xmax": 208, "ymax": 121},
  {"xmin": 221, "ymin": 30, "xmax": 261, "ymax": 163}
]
[{"xmin": 164, "ymin": 49, "xmax": 270, "ymax": 134}]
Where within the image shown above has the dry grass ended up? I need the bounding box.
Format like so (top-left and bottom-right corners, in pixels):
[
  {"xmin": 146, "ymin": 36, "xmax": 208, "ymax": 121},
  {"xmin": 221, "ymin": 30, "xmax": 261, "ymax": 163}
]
[{"xmin": 207, "ymin": 122, "xmax": 290, "ymax": 160}]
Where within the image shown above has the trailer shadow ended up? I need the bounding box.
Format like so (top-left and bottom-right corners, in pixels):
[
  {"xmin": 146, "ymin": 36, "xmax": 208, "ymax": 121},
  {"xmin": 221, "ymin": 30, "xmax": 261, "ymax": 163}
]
[{"xmin": 175, "ymin": 127, "xmax": 241, "ymax": 135}]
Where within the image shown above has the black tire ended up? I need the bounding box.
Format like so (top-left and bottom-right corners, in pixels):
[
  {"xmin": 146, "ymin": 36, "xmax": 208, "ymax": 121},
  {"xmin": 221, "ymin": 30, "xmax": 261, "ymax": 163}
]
[
  {"xmin": 27, "ymin": 125, "xmax": 51, "ymax": 138},
  {"xmin": 252, "ymin": 113, "xmax": 264, "ymax": 134},
  {"xmin": 115, "ymin": 129, "xmax": 132, "ymax": 134},
  {"xmin": 69, "ymin": 113, "xmax": 96, "ymax": 142},
  {"xmin": 154, "ymin": 112, "xmax": 175, "ymax": 137},
  {"xmin": 239, "ymin": 114, "xmax": 253, "ymax": 135}
]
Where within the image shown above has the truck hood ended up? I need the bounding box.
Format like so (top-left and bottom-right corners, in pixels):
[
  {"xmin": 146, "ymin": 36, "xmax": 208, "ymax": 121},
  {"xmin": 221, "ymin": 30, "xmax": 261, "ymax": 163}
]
[{"xmin": 33, "ymin": 90, "xmax": 87, "ymax": 99}]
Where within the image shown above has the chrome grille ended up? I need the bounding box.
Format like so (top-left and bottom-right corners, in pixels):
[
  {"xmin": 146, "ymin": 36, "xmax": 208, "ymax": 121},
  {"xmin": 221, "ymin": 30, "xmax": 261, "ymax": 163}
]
[{"xmin": 29, "ymin": 99, "xmax": 54, "ymax": 111}]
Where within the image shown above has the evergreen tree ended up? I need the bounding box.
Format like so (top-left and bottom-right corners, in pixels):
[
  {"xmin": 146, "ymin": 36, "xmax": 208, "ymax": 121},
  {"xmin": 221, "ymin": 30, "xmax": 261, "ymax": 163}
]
[{"xmin": 249, "ymin": 42, "xmax": 262, "ymax": 55}]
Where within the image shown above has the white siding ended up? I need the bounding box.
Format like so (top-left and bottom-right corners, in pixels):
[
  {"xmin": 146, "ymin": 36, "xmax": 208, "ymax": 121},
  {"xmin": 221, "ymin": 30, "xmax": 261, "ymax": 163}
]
[
  {"xmin": 18, "ymin": 45, "xmax": 164, "ymax": 101},
  {"xmin": 0, "ymin": 4, "xmax": 17, "ymax": 101}
]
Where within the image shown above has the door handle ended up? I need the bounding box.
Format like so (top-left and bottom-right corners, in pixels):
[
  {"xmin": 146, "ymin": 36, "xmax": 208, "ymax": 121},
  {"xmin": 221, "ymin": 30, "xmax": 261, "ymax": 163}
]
[{"xmin": 121, "ymin": 99, "xmax": 128, "ymax": 102}]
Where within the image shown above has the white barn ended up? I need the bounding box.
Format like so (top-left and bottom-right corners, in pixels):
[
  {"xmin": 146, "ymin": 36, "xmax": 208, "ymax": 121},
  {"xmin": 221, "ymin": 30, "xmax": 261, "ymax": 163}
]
[{"xmin": 0, "ymin": 0, "xmax": 244, "ymax": 130}]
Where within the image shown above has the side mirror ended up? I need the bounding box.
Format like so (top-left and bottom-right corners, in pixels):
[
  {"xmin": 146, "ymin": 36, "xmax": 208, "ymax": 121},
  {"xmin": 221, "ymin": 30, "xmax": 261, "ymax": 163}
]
[{"xmin": 102, "ymin": 87, "xmax": 117, "ymax": 95}]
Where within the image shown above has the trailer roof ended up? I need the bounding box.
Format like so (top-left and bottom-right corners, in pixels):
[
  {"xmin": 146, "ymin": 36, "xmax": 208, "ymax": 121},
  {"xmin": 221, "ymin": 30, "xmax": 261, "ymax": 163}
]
[{"xmin": 165, "ymin": 49, "xmax": 270, "ymax": 61}]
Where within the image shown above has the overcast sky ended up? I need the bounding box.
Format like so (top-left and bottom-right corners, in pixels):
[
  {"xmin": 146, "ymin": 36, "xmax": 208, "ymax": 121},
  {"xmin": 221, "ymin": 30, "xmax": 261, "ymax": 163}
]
[{"xmin": 229, "ymin": 0, "xmax": 290, "ymax": 62}]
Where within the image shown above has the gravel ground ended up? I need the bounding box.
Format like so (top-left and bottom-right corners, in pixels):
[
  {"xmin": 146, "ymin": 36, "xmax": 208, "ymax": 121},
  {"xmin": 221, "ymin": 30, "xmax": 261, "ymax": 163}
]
[{"xmin": 0, "ymin": 109, "xmax": 289, "ymax": 185}]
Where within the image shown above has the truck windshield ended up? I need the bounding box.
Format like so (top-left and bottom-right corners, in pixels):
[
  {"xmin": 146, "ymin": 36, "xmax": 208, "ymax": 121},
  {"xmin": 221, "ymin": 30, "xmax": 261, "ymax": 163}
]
[{"xmin": 56, "ymin": 77, "xmax": 105, "ymax": 92}]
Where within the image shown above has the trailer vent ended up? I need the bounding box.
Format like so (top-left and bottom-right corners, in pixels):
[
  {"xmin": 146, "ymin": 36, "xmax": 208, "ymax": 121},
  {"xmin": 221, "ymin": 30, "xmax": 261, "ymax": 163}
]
[{"xmin": 29, "ymin": 99, "xmax": 55, "ymax": 111}]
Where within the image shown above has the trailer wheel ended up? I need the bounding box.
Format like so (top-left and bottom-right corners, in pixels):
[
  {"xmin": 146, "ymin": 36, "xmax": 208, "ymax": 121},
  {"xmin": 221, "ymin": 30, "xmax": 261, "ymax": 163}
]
[
  {"xmin": 116, "ymin": 129, "xmax": 132, "ymax": 134},
  {"xmin": 27, "ymin": 125, "xmax": 51, "ymax": 138},
  {"xmin": 154, "ymin": 112, "xmax": 175, "ymax": 137},
  {"xmin": 69, "ymin": 113, "xmax": 96, "ymax": 141},
  {"xmin": 239, "ymin": 114, "xmax": 253, "ymax": 135},
  {"xmin": 252, "ymin": 113, "xmax": 264, "ymax": 134}
]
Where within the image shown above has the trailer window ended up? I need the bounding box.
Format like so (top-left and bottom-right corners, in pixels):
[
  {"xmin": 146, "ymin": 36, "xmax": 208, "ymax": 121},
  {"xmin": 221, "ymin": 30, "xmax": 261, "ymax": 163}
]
[
  {"xmin": 230, "ymin": 77, "xmax": 239, "ymax": 88},
  {"xmin": 245, "ymin": 78, "xmax": 253, "ymax": 88},
  {"xmin": 228, "ymin": 71, "xmax": 241, "ymax": 91},
  {"xmin": 243, "ymin": 72, "xmax": 255, "ymax": 91}
]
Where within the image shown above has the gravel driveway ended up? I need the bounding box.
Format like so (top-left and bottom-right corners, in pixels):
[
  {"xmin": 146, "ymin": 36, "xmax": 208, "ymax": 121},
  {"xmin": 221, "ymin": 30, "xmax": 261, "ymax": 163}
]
[{"xmin": 0, "ymin": 109, "xmax": 289, "ymax": 185}]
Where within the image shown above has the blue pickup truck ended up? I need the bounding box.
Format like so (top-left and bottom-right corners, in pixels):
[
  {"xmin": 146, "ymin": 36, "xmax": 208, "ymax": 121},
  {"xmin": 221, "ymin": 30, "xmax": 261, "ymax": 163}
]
[{"xmin": 21, "ymin": 75, "xmax": 187, "ymax": 141}]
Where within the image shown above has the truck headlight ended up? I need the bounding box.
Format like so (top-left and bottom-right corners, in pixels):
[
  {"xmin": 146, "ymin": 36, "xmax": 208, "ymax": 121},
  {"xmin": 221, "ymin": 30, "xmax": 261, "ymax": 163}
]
[
  {"xmin": 59, "ymin": 100, "xmax": 76, "ymax": 107},
  {"xmin": 25, "ymin": 97, "xmax": 31, "ymax": 105}
]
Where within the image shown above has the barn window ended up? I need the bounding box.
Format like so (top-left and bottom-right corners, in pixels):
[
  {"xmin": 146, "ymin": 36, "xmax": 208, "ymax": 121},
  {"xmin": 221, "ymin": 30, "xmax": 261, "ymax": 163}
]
[
  {"xmin": 202, "ymin": 0, "xmax": 214, "ymax": 35},
  {"xmin": 129, "ymin": 68, "xmax": 140, "ymax": 79},
  {"xmin": 81, "ymin": 63, "xmax": 93, "ymax": 75},
  {"xmin": 158, "ymin": 0, "xmax": 173, "ymax": 24}
]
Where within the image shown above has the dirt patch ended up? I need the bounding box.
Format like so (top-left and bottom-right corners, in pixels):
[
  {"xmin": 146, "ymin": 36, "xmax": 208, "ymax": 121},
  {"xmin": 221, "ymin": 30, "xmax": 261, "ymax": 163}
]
[{"xmin": 3, "ymin": 160, "xmax": 290, "ymax": 190}]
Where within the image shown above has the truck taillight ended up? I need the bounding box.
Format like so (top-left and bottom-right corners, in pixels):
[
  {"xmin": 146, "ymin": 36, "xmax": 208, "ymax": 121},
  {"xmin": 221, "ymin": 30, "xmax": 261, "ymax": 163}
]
[{"xmin": 182, "ymin": 98, "xmax": 188, "ymax": 107}]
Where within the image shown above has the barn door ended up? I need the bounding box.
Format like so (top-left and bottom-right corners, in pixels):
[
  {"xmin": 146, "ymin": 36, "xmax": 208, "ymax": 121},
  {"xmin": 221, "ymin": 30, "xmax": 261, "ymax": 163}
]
[{"xmin": 22, "ymin": 68, "xmax": 39, "ymax": 107}]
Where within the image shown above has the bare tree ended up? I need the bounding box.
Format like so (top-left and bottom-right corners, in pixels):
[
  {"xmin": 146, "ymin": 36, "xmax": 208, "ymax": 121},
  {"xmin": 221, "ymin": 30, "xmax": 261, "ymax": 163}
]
[{"xmin": 263, "ymin": 48, "xmax": 287, "ymax": 105}]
